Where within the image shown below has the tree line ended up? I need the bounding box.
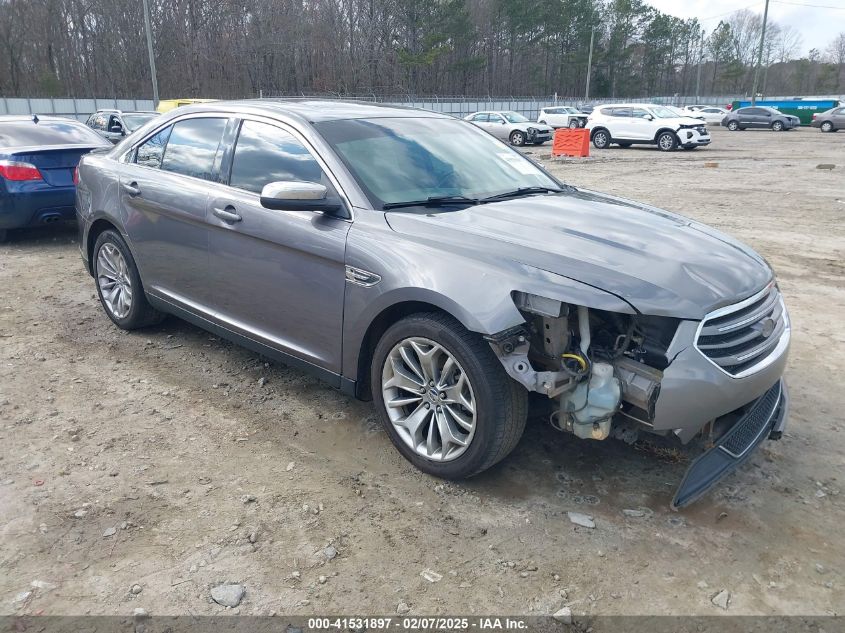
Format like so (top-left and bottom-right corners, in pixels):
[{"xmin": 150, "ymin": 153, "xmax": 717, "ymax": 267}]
[{"xmin": 1, "ymin": 0, "xmax": 843, "ymax": 100}]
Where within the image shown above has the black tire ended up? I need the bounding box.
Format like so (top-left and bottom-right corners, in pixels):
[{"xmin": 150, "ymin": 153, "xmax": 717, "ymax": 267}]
[
  {"xmin": 820, "ymin": 121, "xmax": 834, "ymax": 133},
  {"xmin": 771, "ymin": 120, "xmax": 784, "ymax": 132},
  {"xmin": 657, "ymin": 131, "xmax": 678, "ymax": 151},
  {"xmin": 371, "ymin": 312, "xmax": 528, "ymax": 479},
  {"xmin": 509, "ymin": 130, "xmax": 526, "ymax": 146},
  {"xmin": 93, "ymin": 229, "xmax": 165, "ymax": 330},
  {"xmin": 592, "ymin": 128, "xmax": 610, "ymax": 149},
  {"xmin": 727, "ymin": 120, "xmax": 740, "ymax": 131},
  {"xmin": 0, "ymin": 229, "xmax": 7, "ymax": 243},
  {"xmin": 568, "ymin": 119, "xmax": 579, "ymax": 129}
]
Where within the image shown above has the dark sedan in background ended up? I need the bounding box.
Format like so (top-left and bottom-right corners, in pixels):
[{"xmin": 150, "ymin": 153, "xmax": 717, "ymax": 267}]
[
  {"xmin": 0, "ymin": 115, "xmax": 109, "ymax": 241},
  {"xmin": 721, "ymin": 106, "xmax": 801, "ymax": 131}
]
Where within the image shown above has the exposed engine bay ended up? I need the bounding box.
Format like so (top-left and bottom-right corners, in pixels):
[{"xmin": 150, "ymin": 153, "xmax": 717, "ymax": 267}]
[{"xmin": 488, "ymin": 292, "xmax": 680, "ymax": 443}]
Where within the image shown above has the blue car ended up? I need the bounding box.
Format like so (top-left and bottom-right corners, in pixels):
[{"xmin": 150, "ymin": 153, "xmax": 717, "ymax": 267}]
[{"xmin": 0, "ymin": 115, "xmax": 109, "ymax": 241}]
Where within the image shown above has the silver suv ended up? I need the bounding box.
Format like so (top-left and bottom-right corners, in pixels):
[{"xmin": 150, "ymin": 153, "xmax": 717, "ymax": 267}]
[{"xmin": 76, "ymin": 100, "xmax": 790, "ymax": 507}]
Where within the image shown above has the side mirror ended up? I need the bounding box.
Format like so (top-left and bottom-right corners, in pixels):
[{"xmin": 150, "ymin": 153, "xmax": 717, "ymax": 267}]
[
  {"xmin": 645, "ymin": 114, "xmax": 654, "ymax": 121},
  {"xmin": 260, "ymin": 181, "xmax": 344, "ymax": 215},
  {"xmin": 109, "ymin": 124, "xmax": 123, "ymax": 133}
]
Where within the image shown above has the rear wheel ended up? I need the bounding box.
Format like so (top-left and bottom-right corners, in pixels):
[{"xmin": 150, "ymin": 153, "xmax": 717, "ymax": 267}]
[
  {"xmin": 821, "ymin": 121, "xmax": 834, "ymax": 132},
  {"xmin": 509, "ymin": 130, "xmax": 526, "ymax": 146},
  {"xmin": 371, "ymin": 313, "xmax": 527, "ymax": 479},
  {"xmin": 93, "ymin": 229, "xmax": 164, "ymax": 330},
  {"xmin": 657, "ymin": 131, "xmax": 678, "ymax": 151},
  {"xmin": 727, "ymin": 120, "xmax": 740, "ymax": 131},
  {"xmin": 592, "ymin": 129, "xmax": 610, "ymax": 149},
  {"xmin": 771, "ymin": 120, "xmax": 784, "ymax": 132}
]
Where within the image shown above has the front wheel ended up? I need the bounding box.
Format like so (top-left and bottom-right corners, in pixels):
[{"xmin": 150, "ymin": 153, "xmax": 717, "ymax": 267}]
[
  {"xmin": 93, "ymin": 229, "xmax": 164, "ymax": 330},
  {"xmin": 657, "ymin": 131, "xmax": 678, "ymax": 151},
  {"xmin": 371, "ymin": 313, "xmax": 527, "ymax": 479},
  {"xmin": 727, "ymin": 120, "xmax": 740, "ymax": 131},
  {"xmin": 772, "ymin": 120, "xmax": 784, "ymax": 132},
  {"xmin": 568, "ymin": 119, "xmax": 579, "ymax": 129},
  {"xmin": 509, "ymin": 130, "xmax": 525, "ymax": 146}
]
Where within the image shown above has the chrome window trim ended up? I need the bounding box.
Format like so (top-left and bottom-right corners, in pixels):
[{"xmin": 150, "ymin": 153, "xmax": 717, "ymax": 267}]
[{"xmin": 693, "ymin": 282, "xmax": 791, "ymax": 380}]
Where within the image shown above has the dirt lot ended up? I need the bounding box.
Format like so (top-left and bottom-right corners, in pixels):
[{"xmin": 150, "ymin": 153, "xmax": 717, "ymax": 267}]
[{"xmin": 1, "ymin": 126, "xmax": 843, "ymax": 620}]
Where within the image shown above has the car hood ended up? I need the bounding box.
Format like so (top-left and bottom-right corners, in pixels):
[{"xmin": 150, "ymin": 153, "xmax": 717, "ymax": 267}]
[{"xmin": 384, "ymin": 189, "xmax": 772, "ymax": 319}]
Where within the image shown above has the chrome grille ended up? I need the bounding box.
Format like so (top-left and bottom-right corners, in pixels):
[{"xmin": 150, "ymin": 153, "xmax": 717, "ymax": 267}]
[{"xmin": 696, "ymin": 284, "xmax": 789, "ymax": 377}]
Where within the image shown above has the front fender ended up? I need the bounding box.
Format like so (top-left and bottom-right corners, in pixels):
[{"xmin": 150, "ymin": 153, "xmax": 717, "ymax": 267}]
[{"xmin": 340, "ymin": 212, "xmax": 636, "ymax": 381}]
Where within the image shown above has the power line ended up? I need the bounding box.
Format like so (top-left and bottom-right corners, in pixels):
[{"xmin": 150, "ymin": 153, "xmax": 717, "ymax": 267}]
[{"xmin": 770, "ymin": 0, "xmax": 845, "ymax": 9}]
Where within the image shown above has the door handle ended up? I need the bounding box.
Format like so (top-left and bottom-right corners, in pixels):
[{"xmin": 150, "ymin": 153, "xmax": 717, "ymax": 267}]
[
  {"xmin": 213, "ymin": 206, "xmax": 242, "ymax": 223},
  {"xmin": 122, "ymin": 182, "xmax": 141, "ymax": 197}
]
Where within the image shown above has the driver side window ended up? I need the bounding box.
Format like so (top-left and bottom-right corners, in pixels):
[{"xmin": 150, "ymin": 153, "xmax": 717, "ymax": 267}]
[{"xmin": 228, "ymin": 120, "xmax": 330, "ymax": 195}]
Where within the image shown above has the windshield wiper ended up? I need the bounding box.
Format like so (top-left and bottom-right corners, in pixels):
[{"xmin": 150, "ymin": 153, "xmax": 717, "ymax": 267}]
[
  {"xmin": 480, "ymin": 186, "xmax": 566, "ymax": 203},
  {"xmin": 382, "ymin": 195, "xmax": 480, "ymax": 210}
]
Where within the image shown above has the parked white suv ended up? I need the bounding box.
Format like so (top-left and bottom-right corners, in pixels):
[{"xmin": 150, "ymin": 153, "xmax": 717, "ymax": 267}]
[
  {"xmin": 587, "ymin": 103, "xmax": 711, "ymax": 151},
  {"xmin": 537, "ymin": 106, "xmax": 588, "ymax": 128}
]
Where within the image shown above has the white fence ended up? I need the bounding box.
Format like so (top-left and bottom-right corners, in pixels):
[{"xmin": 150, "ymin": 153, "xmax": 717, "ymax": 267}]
[{"xmin": 0, "ymin": 97, "xmax": 157, "ymax": 121}]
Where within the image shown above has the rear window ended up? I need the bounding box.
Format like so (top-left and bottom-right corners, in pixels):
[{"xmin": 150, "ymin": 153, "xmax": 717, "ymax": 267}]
[{"xmin": 0, "ymin": 119, "xmax": 106, "ymax": 147}]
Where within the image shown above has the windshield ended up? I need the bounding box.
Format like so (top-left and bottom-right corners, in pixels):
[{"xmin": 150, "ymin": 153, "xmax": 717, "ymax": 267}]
[
  {"xmin": 650, "ymin": 106, "xmax": 680, "ymax": 118},
  {"xmin": 122, "ymin": 113, "xmax": 158, "ymax": 130},
  {"xmin": 502, "ymin": 112, "xmax": 529, "ymax": 123},
  {"xmin": 315, "ymin": 117, "xmax": 560, "ymax": 209}
]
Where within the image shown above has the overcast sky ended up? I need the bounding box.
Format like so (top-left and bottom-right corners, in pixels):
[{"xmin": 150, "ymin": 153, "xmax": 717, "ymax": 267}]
[{"xmin": 647, "ymin": 0, "xmax": 845, "ymax": 55}]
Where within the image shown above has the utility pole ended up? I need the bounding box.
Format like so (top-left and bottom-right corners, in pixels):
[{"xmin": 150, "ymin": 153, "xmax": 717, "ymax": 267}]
[
  {"xmin": 695, "ymin": 34, "xmax": 704, "ymax": 102},
  {"xmin": 142, "ymin": 0, "xmax": 160, "ymax": 108},
  {"xmin": 585, "ymin": 26, "xmax": 595, "ymax": 101},
  {"xmin": 750, "ymin": 0, "xmax": 770, "ymax": 105}
]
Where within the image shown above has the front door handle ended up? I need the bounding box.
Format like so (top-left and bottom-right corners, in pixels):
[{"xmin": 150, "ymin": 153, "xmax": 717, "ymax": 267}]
[
  {"xmin": 122, "ymin": 182, "xmax": 141, "ymax": 197},
  {"xmin": 213, "ymin": 206, "xmax": 242, "ymax": 223}
]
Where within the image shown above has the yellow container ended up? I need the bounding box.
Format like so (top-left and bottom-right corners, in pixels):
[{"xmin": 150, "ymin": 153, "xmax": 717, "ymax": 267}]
[{"xmin": 156, "ymin": 98, "xmax": 217, "ymax": 113}]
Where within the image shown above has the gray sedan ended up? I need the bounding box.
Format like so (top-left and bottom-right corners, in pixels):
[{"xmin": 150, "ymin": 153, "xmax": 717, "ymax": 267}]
[
  {"xmin": 464, "ymin": 110, "xmax": 553, "ymax": 146},
  {"xmin": 721, "ymin": 106, "xmax": 800, "ymax": 131},
  {"xmin": 76, "ymin": 100, "xmax": 789, "ymax": 507}
]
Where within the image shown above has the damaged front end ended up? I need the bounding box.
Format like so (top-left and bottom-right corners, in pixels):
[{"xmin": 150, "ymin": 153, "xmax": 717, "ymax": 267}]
[{"xmin": 488, "ymin": 287, "xmax": 790, "ymax": 508}]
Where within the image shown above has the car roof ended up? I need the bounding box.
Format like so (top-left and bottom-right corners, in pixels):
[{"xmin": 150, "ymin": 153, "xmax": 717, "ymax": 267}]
[
  {"xmin": 170, "ymin": 99, "xmax": 451, "ymax": 124},
  {"xmin": 0, "ymin": 115, "xmax": 87, "ymax": 125}
]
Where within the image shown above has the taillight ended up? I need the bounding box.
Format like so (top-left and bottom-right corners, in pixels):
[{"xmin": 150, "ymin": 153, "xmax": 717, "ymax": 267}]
[
  {"xmin": 73, "ymin": 166, "xmax": 79, "ymax": 185},
  {"xmin": 0, "ymin": 160, "xmax": 43, "ymax": 181},
  {"xmin": 812, "ymin": 113, "xmax": 817, "ymax": 120}
]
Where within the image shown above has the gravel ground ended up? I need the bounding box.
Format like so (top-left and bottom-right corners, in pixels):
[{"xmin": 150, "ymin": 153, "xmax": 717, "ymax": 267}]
[{"xmin": 1, "ymin": 125, "xmax": 843, "ymax": 620}]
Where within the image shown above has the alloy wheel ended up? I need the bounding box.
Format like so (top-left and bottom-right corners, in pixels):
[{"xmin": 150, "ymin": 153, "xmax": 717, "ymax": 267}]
[
  {"xmin": 821, "ymin": 122, "xmax": 833, "ymax": 132},
  {"xmin": 381, "ymin": 337, "xmax": 477, "ymax": 462},
  {"xmin": 97, "ymin": 243, "xmax": 133, "ymax": 319},
  {"xmin": 510, "ymin": 131, "xmax": 524, "ymax": 146},
  {"xmin": 593, "ymin": 131, "xmax": 608, "ymax": 148}
]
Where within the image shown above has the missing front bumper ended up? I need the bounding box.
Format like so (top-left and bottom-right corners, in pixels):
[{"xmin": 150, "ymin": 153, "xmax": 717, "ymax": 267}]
[{"xmin": 671, "ymin": 379, "xmax": 788, "ymax": 509}]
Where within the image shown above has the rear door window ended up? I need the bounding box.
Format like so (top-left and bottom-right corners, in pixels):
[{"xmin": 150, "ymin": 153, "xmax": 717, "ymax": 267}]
[
  {"xmin": 159, "ymin": 117, "xmax": 227, "ymax": 181},
  {"xmin": 135, "ymin": 125, "xmax": 173, "ymax": 169},
  {"xmin": 228, "ymin": 120, "xmax": 327, "ymax": 195},
  {"xmin": 611, "ymin": 108, "xmax": 631, "ymax": 117}
]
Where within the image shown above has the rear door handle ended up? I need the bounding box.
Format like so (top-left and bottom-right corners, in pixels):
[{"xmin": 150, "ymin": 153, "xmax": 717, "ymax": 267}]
[
  {"xmin": 213, "ymin": 206, "xmax": 242, "ymax": 223},
  {"xmin": 122, "ymin": 182, "xmax": 141, "ymax": 197}
]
